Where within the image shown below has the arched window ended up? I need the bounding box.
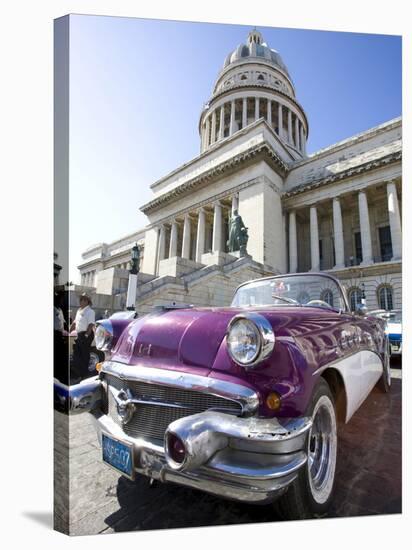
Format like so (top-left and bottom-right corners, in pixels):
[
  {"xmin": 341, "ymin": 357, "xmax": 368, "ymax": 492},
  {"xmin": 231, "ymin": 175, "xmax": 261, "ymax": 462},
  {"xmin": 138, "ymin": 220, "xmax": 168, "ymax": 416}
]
[
  {"xmin": 348, "ymin": 287, "xmax": 362, "ymax": 311},
  {"xmin": 297, "ymin": 291, "xmax": 310, "ymax": 305},
  {"xmin": 257, "ymin": 74, "xmax": 265, "ymax": 81},
  {"xmin": 321, "ymin": 289, "xmax": 334, "ymax": 307},
  {"xmin": 240, "ymin": 74, "xmax": 247, "ymax": 80},
  {"xmin": 378, "ymin": 285, "xmax": 394, "ymax": 311}
]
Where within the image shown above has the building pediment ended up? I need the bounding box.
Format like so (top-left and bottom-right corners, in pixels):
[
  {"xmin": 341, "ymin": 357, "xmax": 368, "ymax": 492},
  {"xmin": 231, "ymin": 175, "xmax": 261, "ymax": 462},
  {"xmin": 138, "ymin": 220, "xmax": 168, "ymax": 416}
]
[{"xmin": 141, "ymin": 135, "xmax": 289, "ymax": 215}]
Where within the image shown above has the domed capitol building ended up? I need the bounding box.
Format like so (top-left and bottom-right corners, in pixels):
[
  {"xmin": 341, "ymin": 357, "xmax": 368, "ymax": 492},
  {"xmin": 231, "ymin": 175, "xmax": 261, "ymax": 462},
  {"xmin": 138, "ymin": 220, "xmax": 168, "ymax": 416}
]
[{"xmin": 79, "ymin": 30, "xmax": 402, "ymax": 315}]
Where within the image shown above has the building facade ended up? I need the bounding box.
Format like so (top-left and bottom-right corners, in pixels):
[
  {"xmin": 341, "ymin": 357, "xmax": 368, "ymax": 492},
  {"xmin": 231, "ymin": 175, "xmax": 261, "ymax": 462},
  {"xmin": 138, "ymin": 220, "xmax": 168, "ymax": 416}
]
[{"xmin": 79, "ymin": 30, "xmax": 402, "ymax": 314}]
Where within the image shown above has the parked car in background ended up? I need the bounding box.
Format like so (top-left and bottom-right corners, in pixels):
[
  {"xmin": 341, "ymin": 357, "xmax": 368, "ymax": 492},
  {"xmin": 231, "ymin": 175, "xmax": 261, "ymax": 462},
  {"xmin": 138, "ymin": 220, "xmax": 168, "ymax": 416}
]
[
  {"xmin": 386, "ymin": 310, "xmax": 402, "ymax": 356},
  {"xmin": 69, "ymin": 273, "xmax": 390, "ymax": 519}
]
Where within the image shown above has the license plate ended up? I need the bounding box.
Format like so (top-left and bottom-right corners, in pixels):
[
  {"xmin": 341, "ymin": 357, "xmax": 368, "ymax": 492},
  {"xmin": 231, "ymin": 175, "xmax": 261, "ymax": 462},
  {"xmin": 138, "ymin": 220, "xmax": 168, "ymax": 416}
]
[
  {"xmin": 391, "ymin": 344, "xmax": 400, "ymax": 352},
  {"xmin": 102, "ymin": 433, "xmax": 134, "ymax": 479}
]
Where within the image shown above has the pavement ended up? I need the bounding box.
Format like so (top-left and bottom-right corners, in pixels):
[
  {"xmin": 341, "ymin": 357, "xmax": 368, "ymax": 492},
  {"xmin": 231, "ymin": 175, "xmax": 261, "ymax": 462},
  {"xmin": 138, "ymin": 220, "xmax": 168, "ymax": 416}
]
[{"xmin": 54, "ymin": 364, "xmax": 402, "ymax": 535}]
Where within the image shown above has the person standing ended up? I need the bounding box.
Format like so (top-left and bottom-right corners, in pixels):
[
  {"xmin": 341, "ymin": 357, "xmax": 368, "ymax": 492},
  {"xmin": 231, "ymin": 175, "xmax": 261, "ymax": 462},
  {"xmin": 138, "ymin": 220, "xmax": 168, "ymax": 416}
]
[
  {"xmin": 70, "ymin": 293, "xmax": 95, "ymax": 383},
  {"xmin": 54, "ymin": 292, "xmax": 68, "ymax": 384}
]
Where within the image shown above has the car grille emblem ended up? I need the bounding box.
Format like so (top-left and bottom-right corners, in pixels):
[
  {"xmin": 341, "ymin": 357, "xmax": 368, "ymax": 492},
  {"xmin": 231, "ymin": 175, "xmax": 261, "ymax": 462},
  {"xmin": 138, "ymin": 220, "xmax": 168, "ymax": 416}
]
[{"xmin": 111, "ymin": 387, "xmax": 136, "ymax": 425}]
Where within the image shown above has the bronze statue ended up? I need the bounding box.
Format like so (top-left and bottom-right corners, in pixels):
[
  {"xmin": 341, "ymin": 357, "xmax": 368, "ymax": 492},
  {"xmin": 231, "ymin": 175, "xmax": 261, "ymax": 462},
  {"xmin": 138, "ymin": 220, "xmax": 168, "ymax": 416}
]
[{"xmin": 227, "ymin": 210, "xmax": 249, "ymax": 256}]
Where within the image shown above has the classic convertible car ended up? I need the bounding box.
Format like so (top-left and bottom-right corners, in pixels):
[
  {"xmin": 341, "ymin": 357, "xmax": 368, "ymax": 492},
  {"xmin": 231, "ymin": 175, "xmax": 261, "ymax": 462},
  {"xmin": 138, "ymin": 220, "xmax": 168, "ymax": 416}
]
[{"xmin": 70, "ymin": 273, "xmax": 390, "ymax": 519}]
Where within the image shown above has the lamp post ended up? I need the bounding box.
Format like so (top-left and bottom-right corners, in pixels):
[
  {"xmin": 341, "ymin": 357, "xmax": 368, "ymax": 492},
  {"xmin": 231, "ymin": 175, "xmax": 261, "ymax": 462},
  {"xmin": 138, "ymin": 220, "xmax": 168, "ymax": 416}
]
[
  {"xmin": 126, "ymin": 243, "xmax": 140, "ymax": 311},
  {"xmin": 360, "ymin": 282, "xmax": 366, "ymax": 306}
]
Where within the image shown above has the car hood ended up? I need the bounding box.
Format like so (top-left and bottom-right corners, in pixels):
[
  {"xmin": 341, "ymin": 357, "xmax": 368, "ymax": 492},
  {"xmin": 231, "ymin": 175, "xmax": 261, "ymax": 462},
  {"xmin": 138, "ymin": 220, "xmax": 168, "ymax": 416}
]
[{"xmin": 109, "ymin": 305, "xmax": 342, "ymax": 372}]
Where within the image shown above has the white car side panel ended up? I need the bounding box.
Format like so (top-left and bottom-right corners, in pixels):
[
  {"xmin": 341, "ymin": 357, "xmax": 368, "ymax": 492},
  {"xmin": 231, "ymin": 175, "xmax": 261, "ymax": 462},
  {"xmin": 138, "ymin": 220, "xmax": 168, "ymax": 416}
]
[{"xmin": 331, "ymin": 350, "xmax": 383, "ymax": 422}]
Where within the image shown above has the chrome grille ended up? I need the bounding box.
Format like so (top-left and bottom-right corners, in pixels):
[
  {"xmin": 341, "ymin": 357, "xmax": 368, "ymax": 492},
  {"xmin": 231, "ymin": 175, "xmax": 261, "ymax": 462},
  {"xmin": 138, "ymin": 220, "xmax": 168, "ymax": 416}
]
[{"xmin": 105, "ymin": 373, "xmax": 242, "ymax": 441}]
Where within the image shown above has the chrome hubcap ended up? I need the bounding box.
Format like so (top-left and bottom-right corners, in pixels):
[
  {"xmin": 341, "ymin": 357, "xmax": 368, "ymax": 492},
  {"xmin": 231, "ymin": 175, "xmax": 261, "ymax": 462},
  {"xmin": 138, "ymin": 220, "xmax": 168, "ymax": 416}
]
[{"xmin": 307, "ymin": 395, "xmax": 337, "ymax": 504}]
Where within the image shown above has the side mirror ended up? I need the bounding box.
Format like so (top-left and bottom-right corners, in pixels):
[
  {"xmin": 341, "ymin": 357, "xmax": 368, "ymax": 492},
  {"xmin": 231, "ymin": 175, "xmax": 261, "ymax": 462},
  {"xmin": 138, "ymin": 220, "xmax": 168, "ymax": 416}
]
[{"xmin": 355, "ymin": 304, "xmax": 368, "ymax": 317}]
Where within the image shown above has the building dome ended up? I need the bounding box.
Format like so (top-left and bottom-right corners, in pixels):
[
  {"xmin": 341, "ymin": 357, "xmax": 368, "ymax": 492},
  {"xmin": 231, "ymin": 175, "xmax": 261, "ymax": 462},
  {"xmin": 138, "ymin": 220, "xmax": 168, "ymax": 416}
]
[
  {"xmin": 223, "ymin": 30, "xmax": 290, "ymax": 78},
  {"xmin": 199, "ymin": 29, "xmax": 308, "ymax": 159}
]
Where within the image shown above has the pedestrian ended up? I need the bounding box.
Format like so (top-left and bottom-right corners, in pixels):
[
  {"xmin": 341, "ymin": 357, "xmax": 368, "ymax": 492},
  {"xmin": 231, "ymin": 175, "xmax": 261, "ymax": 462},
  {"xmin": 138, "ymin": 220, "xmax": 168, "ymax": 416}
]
[
  {"xmin": 70, "ymin": 293, "xmax": 95, "ymax": 383},
  {"xmin": 54, "ymin": 292, "xmax": 68, "ymax": 384}
]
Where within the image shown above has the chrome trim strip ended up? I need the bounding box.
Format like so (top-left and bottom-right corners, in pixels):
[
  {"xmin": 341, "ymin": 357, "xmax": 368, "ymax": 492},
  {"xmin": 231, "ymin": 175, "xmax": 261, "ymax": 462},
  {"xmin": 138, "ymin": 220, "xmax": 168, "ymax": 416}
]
[{"xmin": 101, "ymin": 361, "xmax": 259, "ymax": 416}]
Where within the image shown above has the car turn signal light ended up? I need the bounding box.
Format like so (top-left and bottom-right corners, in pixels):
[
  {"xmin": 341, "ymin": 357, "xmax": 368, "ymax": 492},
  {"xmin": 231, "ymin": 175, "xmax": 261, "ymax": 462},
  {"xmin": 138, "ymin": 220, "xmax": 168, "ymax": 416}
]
[
  {"xmin": 266, "ymin": 392, "xmax": 281, "ymax": 410},
  {"xmin": 95, "ymin": 362, "xmax": 103, "ymax": 373}
]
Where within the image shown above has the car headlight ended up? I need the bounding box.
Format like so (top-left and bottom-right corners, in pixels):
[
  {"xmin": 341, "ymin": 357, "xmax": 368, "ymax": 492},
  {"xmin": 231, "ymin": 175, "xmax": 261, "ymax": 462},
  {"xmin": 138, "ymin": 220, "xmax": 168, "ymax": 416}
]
[
  {"xmin": 226, "ymin": 313, "xmax": 275, "ymax": 367},
  {"xmin": 95, "ymin": 320, "xmax": 113, "ymax": 351}
]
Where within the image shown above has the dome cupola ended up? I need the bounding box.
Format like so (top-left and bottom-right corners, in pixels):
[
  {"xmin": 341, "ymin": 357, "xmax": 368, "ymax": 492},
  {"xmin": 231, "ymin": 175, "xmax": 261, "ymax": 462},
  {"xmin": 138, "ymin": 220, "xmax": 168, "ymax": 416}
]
[{"xmin": 199, "ymin": 30, "xmax": 308, "ymax": 160}]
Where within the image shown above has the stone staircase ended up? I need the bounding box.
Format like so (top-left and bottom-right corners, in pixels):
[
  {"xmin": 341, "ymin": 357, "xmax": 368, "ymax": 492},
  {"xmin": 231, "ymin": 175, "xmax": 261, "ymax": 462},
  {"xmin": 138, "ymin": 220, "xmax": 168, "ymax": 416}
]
[{"xmin": 135, "ymin": 255, "xmax": 277, "ymax": 315}]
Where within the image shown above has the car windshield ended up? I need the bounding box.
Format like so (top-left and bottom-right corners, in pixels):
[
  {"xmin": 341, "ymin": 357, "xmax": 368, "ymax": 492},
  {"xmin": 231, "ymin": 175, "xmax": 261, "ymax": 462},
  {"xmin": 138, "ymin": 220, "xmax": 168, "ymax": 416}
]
[
  {"xmin": 231, "ymin": 274, "xmax": 346, "ymax": 311},
  {"xmin": 388, "ymin": 311, "xmax": 402, "ymax": 323}
]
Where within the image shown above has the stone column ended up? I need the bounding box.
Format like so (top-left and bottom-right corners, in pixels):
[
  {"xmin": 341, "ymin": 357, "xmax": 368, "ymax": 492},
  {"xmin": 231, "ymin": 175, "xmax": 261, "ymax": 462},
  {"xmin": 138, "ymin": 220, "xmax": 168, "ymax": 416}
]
[
  {"xmin": 278, "ymin": 103, "xmax": 283, "ymax": 138},
  {"xmin": 210, "ymin": 110, "xmax": 216, "ymax": 144},
  {"xmin": 332, "ymin": 197, "xmax": 345, "ymax": 268},
  {"xmin": 255, "ymin": 97, "xmax": 260, "ymax": 120},
  {"xmin": 288, "ymin": 109, "xmax": 293, "ymax": 144},
  {"xmin": 295, "ymin": 117, "xmax": 300, "ymax": 150},
  {"xmin": 267, "ymin": 99, "xmax": 272, "ymax": 127},
  {"xmin": 310, "ymin": 206, "xmax": 320, "ymax": 271},
  {"xmin": 218, "ymin": 104, "xmax": 225, "ymax": 140},
  {"xmin": 204, "ymin": 117, "xmax": 210, "ymax": 149},
  {"xmin": 158, "ymin": 225, "xmax": 166, "ymax": 262},
  {"xmin": 358, "ymin": 191, "xmax": 373, "ymax": 265},
  {"xmin": 302, "ymin": 127, "xmax": 307, "ymax": 155},
  {"xmin": 387, "ymin": 180, "xmax": 402, "ymax": 260},
  {"xmin": 200, "ymin": 125, "xmax": 205, "ymax": 152},
  {"xmin": 229, "ymin": 100, "xmax": 235, "ymax": 135},
  {"xmin": 289, "ymin": 210, "xmax": 298, "ymax": 273},
  {"xmin": 182, "ymin": 214, "xmax": 191, "ymax": 260},
  {"xmin": 212, "ymin": 202, "xmax": 223, "ymax": 252},
  {"xmin": 242, "ymin": 98, "xmax": 247, "ymax": 128},
  {"xmin": 195, "ymin": 208, "xmax": 206, "ymax": 263},
  {"xmin": 169, "ymin": 221, "xmax": 178, "ymax": 258},
  {"xmin": 300, "ymin": 125, "xmax": 305, "ymax": 154}
]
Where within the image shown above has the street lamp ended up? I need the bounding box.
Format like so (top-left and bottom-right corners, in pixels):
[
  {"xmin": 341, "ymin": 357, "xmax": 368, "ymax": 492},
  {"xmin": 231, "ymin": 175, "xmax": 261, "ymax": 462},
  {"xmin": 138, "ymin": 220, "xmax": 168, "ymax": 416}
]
[
  {"xmin": 130, "ymin": 243, "xmax": 141, "ymax": 275},
  {"xmin": 360, "ymin": 282, "xmax": 366, "ymax": 305},
  {"xmin": 126, "ymin": 243, "xmax": 140, "ymax": 311}
]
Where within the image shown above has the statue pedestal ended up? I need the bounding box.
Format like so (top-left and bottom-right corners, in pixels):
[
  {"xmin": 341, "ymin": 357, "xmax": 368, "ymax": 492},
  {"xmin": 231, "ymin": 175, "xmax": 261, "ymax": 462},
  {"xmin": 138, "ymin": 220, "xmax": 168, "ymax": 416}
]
[
  {"xmin": 158, "ymin": 257, "xmax": 204, "ymax": 278},
  {"xmin": 201, "ymin": 251, "xmax": 237, "ymax": 267},
  {"xmin": 231, "ymin": 250, "xmax": 252, "ymax": 259},
  {"xmin": 126, "ymin": 273, "xmax": 138, "ymax": 309}
]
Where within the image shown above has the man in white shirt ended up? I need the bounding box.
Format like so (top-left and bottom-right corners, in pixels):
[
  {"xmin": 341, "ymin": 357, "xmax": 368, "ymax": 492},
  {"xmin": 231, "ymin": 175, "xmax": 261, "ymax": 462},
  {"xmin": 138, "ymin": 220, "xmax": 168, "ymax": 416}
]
[{"xmin": 70, "ymin": 293, "xmax": 95, "ymax": 382}]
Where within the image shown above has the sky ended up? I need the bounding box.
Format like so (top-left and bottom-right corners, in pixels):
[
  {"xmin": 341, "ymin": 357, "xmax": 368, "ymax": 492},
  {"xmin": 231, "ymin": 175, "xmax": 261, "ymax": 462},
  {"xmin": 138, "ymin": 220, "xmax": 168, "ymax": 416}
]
[{"xmin": 67, "ymin": 15, "xmax": 401, "ymax": 283}]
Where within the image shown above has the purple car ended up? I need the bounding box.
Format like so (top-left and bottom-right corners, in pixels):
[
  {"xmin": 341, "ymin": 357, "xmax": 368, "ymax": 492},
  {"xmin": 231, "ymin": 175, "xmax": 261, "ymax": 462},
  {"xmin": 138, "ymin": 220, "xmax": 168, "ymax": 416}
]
[{"xmin": 71, "ymin": 272, "xmax": 390, "ymax": 519}]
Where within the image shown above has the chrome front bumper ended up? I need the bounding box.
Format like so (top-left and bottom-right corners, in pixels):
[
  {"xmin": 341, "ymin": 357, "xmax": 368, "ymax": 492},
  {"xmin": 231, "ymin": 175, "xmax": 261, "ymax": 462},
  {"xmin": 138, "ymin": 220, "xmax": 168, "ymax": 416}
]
[
  {"xmin": 92, "ymin": 409, "xmax": 311, "ymax": 504},
  {"xmin": 70, "ymin": 376, "xmax": 312, "ymax": 504}
]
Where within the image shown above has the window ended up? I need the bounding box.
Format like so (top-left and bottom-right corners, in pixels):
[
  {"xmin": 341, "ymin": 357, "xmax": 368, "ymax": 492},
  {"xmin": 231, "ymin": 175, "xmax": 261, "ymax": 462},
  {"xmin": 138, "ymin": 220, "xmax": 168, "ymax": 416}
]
[
  {"xmin": 379, "ymin": 226, "xmax": 393, "ymax": 261},
  {"xmin": 321, "ymin": 289, "xmax": 334, "ymax": 307},
  {"xmin": 354, "ymin": 232, "xmax": 362, "ymax": 264},
  {"xmin": 257, "ymin": 74, "xmax": 264, "ymax": 81},
  {"xmin": 348, "ymin": 287, "xmax": 362, "ymax": 311},
  {"xmin": 378, "ymin": 285, "xmax": 394, "ymax": 310},
  {"xmin": 241, "ymin": 74, "xmax": 247, "ymax": 80}
]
